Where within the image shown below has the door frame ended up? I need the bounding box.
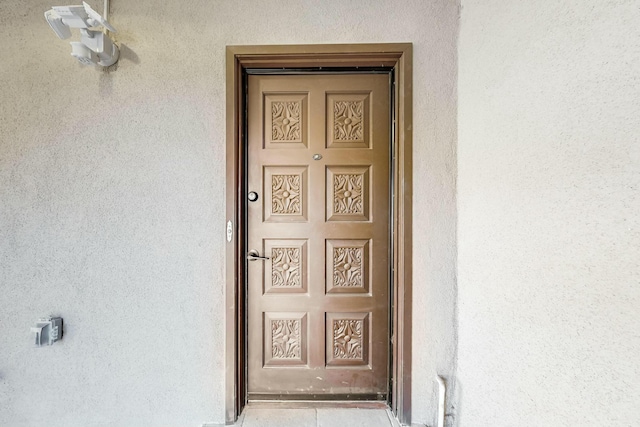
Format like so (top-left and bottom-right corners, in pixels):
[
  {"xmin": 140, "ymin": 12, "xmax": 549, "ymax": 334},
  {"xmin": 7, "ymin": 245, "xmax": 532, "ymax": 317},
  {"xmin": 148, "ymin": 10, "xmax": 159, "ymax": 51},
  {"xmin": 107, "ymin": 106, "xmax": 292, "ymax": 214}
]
[{"xmin": 224, "ymin": 43, "xmax": 413, "ymax": 425}]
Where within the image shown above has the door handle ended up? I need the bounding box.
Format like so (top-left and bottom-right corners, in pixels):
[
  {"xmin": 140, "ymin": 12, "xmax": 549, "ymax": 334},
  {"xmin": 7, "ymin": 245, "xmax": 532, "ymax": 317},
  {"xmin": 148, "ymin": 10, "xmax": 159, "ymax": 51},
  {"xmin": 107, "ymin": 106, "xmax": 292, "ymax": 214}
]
[{"xmin": 247, "ymin": 249, "xmax": 269, "ymax": 261}]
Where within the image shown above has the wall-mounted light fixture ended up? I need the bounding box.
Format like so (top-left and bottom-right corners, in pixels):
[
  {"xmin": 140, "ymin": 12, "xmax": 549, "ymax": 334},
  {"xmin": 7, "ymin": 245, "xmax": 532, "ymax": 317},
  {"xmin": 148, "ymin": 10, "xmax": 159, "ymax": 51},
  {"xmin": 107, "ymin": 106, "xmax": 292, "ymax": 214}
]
[
  {"xmin": 45, "ymin": 1, "xmax": 119, "ymax": 67},
  {"xmin": 31, "ymin": 317, "xmax": 63, "ymax": 346}
]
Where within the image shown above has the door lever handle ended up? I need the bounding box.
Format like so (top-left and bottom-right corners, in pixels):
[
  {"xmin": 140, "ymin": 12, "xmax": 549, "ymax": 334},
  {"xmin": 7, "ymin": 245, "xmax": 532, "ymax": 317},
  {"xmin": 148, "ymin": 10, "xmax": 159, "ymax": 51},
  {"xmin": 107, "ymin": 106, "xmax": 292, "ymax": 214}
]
[{"xmin": 247, "ymin": 249, "xmax": 269, "ymax": 261}]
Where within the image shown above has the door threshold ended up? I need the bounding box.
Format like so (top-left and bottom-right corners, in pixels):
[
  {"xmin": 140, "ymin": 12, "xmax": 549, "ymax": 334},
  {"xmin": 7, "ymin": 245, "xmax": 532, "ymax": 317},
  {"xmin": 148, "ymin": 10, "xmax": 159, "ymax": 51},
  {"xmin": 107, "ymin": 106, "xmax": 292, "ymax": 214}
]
[{"xmin": 245, "ymin": 400, "xmax": 389, "ymax": 410}]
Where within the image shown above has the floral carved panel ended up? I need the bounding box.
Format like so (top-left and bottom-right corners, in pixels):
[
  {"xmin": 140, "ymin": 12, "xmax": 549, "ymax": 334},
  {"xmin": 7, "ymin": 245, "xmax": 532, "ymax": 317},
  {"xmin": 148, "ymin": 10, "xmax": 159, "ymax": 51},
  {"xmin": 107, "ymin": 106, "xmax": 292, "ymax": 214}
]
[
  {"xmin": 265, "ymin": 166, "xmax": 307, "ymax": 222},
  {"xmin": 264, "ymin": 94, "xmax": 307, "ymax": 149},
  {"xmin": 272, "ymin": 101, "xmax": 301, "ymax": 141},
  {"xmin": 326, "ymin": 239, "xmax": 369, "ymax": 294},
  {"xmin": 264, "ymin": 240, "xmax": 307, "ymax": 294},
  {"xmin": 272, "ymin": 174, "xmax": 301, "ymax": 215},
  {"xmin": 333, "ymin": 319, "xmax": 363, "ymax": 359},
  {"xmin": 334, "ymin": 101, "xmax": 363, "ymax": 141},
  {"xmin": 333, "ymin": 247, "xmax": 363, "ymax": 287},
  {"xmin": 326, "ymin": 166, "xmax": 369, "ymax": 222},
  {"xmin": 326, "ymin": 93, "xmax": 370, "ymax": 149},
  {"xmin": 326, "ymin": 312, "xmax": 369, "ymax": 366},
  {"xmin": 271, "ymin": 319, "xmax": 301, "ymax": 359},
  {"xmin": 264, "ymin": 312, "xmax": 307, "ymax": 366},
  {"xmin": 272, "ymin": 247, "xmax": 301, "ymax": 288},
  {"xmin": 333, "ymin": 173, "xmax": 363, "ymax": 215}
]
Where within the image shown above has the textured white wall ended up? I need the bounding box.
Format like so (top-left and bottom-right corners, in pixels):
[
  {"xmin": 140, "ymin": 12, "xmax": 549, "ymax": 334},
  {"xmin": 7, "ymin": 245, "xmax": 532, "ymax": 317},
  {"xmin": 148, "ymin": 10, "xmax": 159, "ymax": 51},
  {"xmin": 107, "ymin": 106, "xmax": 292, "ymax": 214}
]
[
  {"xmin": 457, "ymin": 1, "xmax": 640, "ymax": 426},
  {"xmin": 0, "ymin": 1, "xmax": 458, "ymax": 426}
]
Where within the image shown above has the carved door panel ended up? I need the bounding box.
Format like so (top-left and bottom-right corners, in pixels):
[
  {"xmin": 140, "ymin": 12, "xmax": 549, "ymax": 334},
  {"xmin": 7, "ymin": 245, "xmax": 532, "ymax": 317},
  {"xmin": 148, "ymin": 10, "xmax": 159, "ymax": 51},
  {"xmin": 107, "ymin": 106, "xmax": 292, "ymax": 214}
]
[{"xmin": 246, "ymin": 74, "xmax": 390, "ymax": 399}]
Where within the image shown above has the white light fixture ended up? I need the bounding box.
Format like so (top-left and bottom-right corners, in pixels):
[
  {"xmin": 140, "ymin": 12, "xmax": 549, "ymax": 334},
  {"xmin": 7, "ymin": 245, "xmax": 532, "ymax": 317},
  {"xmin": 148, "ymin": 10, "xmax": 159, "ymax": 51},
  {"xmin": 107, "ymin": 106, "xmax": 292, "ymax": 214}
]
[{"xmin": 45, "ymin": 1, "xmax": 119, "ymax": 67}]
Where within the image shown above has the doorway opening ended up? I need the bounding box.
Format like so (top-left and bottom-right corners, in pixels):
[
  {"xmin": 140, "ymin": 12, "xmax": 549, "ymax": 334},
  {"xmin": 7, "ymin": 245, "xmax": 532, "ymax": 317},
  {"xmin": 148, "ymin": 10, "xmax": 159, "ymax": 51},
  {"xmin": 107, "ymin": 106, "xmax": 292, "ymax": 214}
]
[{"xmin": 225, "ymin": 44, "xmax": 413, "ymax": 425}]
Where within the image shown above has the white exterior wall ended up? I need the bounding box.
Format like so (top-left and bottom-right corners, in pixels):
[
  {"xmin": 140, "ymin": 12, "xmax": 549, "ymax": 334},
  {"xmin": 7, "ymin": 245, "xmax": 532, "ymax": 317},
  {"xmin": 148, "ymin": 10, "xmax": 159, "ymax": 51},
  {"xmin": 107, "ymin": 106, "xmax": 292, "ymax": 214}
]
[
  {"xmin": 0, "ymin": 1, "xmax": 458, "ymax": 426},
  {"xmin": 457, "ymin": 1, "xmax": 640, "ymax": 426}
]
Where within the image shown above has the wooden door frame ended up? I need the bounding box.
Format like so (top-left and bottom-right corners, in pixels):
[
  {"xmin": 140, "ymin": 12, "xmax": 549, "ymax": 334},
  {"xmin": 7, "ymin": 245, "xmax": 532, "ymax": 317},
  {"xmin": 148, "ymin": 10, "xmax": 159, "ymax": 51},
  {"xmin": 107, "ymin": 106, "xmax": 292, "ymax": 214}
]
[{"xmin": 224, "ymin": 43, "xmax": 413, "ymax": 425}]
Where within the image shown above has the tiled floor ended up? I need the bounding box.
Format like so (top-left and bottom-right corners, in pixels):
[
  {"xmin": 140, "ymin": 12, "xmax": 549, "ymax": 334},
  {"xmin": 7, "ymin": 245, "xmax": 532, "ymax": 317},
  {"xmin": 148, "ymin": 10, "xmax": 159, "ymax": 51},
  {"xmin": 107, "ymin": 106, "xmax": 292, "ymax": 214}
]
[{"xmin": 230, "ymin": 407, "xmax": 400, "ymax": 427}]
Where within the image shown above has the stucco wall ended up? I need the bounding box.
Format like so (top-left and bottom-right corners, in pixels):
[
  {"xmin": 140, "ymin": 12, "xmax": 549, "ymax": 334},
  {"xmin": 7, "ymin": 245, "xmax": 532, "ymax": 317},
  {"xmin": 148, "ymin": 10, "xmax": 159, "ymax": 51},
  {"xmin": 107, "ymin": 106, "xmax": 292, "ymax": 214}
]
[
  {"xmin": 0, "ymin": 1, "xmax": 458, "ymax": 426},
  {"xmin": 457, "ymin": 1, "xmax": 640, "ymax": 426}
]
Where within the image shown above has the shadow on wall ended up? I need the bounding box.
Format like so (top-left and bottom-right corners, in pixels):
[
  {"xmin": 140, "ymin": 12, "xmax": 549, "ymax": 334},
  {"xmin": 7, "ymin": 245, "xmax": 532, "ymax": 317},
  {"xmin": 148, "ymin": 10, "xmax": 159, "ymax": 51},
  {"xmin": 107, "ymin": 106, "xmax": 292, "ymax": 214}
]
[
  {"xmin": 118, "ymin": 43, "xmax": 140, "ymax": 64},
  {"xmin": 99, "ymin": 43, "xmax": 139, "ymax": 96}
]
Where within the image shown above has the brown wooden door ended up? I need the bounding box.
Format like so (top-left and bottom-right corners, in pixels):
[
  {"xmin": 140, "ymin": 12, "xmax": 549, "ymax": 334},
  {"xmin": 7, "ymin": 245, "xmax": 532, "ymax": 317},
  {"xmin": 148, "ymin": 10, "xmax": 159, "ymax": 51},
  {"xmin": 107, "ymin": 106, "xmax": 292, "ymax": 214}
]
[{"xmin": 246, "ymin": 73, "xmax": 390, "ymax": 399}]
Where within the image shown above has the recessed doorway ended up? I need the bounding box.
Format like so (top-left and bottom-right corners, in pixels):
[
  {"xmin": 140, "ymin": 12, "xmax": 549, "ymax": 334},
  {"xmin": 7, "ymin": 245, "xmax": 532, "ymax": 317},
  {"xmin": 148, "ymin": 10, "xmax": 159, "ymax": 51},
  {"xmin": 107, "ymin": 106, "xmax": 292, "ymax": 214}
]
[{"xmin": 225, "ymin": 44, "xmax": 413, "ymax": 425}]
